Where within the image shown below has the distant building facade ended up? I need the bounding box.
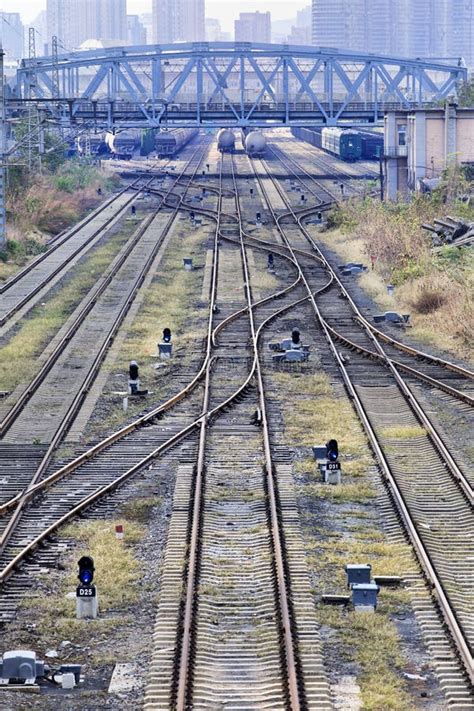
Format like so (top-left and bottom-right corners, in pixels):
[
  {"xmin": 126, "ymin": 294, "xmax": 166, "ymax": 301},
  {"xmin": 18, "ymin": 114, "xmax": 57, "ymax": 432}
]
[
  {"xmin": 205, "ymin": 18, "xmax": 230, "ymax": 42},
  {"xmin": 127, "ymin": 15, "xmax": 146, "ymax": 46},
  {"xmin": 0, "ymin": 12, "xmax": 24, "ymax": 60},
  {"xmin": 384, "ymin": 106, "xmax": 474, "ymax": 198},
  {"xmin": 235, "ymin": 12, "xmax": 271, "ymax": 43},
  {"xmin": 312, "ymin": 0, "xmax": 474, "ymax": 66},
  {"xmin": 46, "ymin": 0, "xmax": 127, "ymax": 51},
  {"xmin": 152, "ymin": 0, "xmax": 205, "ymax": 44}
]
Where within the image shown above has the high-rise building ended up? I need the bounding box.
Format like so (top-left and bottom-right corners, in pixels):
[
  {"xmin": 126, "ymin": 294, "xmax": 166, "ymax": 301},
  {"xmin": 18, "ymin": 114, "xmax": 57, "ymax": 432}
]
[
  {"xmin": 445, "ymin": 0, "xmax": 473, "ymax": 67},
  {"xmin": 140, "ymin": 14, "xmax": 153, "ymax": 44},
  {"xmin": 0, "ymin": 12, "xmax": 24, "ymax": 60},
  {"xmin": 152, "ymin": 0, "xmax": 205, "ymax": 44},
  {"xmin": 127, "ymin": 15, "xmax": 147, "ymax": 46},
  {"xmin": 287, "ymin": 25, "xmax": 311, "ymax": 45},
  {"xmin": 311, "ymin": 0, "xmax": 474, "ymax": 65},
  {"xmin": 235, "ymin": 12, "xmax": 271, "ymax": 43},
  {"xmin": 46, "ymin": 0, "xmax": 127, "ymax": 51}
]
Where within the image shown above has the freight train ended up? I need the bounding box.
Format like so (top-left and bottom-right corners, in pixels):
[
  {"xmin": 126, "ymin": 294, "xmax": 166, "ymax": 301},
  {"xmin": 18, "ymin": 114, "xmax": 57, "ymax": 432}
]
[
  {"xmin": 105, "ymin": 130, "xmax": 141, "ymax": 159},
  {"xmin": 217, "ymin": 129, "xmax": 235, "ymax": 153},
  {"xmin": 242, "ymin": 130, "xmax": 267, "ymax": 156},
  {"xmin": 291, "ymin": 126, "xmax": 383, "ymax": 162},
  {"xmin": 155, "ymin": 128, "xmax": 199, "ymax": 157}
]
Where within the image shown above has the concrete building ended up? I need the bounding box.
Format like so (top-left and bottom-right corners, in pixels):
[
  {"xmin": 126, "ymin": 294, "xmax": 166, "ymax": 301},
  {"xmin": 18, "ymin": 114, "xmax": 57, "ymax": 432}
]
[
  {"xmin": 152, "ymin": 0, "xmax": 205, "ymax": 44},
  {"xmin": 0, "ymin": 12, "xmax": 24, "ymax": 60},
  {"xmin": 312, "ymin": 0, "xmax": 474, "ymax": 66},
  {"xmin": 287, "ymin": 26, "xmax": 311, "ymax": 45},
  {"xmin": 140, "ymin": 14, "xmax": 153, "ymax": 44},
  {"xmin": 46, "ymin": 0, "xmax": 127, "ymax": 51},
  {"xmin": 384, "ymin": 105, "xmax": 474, "ymax": 198},
  {"xmin": 127, "ymin": 15, "xmax": 146, "ymax": 46},
  {"xmin": 235, "ymin": 12, "xmax": 271, "ymax": 44}
]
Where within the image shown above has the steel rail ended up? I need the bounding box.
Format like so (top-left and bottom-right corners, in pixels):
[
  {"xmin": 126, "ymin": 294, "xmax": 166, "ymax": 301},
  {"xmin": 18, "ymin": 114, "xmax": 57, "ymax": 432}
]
[
  {"xmin": 268, "ymin": 144, "xmax": 474, "ymax": 382},
  {"xmin": 0, "ymin": 212, "xmax": 330, "ymax": 597},
  {"xmin": 0, "ymin": 141, "xmax": 213, "ymax": 558},
  {"xmin": 0, "ymin": 186, "xmax": 153, "ymax": 329},
  {"xmin": 259, "ymin": 155, "xmax": 473, "ymax": 502},
  {"xmin": 251, "ymin": 154, "xmax": 474, "ymax": 684},
  {"xmin": 230, "ymin": 154, "xmax": 303, "ymax": 709}
]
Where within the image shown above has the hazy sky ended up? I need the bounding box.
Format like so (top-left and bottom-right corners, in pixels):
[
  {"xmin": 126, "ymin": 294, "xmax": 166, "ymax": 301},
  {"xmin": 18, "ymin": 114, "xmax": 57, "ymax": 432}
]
[{"xmin": 0, "ymin": 1, "xmax": 309, "ymax": 31}]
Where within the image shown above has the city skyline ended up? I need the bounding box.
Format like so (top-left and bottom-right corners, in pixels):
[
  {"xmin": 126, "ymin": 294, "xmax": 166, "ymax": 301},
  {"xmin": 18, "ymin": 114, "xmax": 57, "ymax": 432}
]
[{"xmin": 0, "ymin": 0, "xmax": 309, "ymax": 32}]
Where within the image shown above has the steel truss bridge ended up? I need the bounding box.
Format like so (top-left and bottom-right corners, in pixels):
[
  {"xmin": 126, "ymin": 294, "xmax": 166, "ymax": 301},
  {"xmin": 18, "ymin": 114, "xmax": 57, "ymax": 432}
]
[{"xmin": 14, "ymin": 43, "xmax": 467, "ymax": 130}]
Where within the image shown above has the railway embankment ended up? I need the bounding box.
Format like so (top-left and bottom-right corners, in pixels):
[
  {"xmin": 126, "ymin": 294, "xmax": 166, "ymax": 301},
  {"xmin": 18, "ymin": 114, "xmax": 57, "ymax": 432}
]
[
  {"xmin": 0, "ymin": 161, "xmax": 119, "ymax": 283},
  {"xmin": 318, "ymin": 179, "xmax": 473, "ymax": 362}
]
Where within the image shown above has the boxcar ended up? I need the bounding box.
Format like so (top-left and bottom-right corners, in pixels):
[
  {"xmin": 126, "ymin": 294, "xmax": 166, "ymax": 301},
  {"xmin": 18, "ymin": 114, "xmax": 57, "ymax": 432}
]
[
  {"xmin": 321, "ymin": 128, "xmax": 362, "ymax": 161},
  {"xmin": 359, "ymin": 130, "xmax": 384, "ymax": 160}
]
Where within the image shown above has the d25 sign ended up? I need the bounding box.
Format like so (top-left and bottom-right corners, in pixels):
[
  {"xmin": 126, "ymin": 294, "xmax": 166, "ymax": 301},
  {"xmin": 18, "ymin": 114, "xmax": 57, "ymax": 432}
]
[
  {"xmin": 76, "ymin": 585, "xmax": 96, "ymax": 598},
  {"xmin": 326, "ymin": 462, "xmax": 341, "ymax": 471}
]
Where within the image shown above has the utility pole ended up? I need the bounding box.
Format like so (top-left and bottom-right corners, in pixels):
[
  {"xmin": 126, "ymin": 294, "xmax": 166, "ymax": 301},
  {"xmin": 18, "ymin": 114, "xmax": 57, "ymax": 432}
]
[
  {"xmin": 0, "ymin": 48, "xmax": 6, "ymax": 247},
  {"xmin": 379, "ymin": 151, "xmax": 385, "ymax": 202}
]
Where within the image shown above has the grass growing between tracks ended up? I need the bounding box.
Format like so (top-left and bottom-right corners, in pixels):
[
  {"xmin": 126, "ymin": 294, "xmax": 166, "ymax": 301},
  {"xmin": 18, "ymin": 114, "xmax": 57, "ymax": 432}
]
[
  {"xmin": 316, "ymin": 190, "xmax": 474, "ymax": 361},
  {"xmin": 84, "ymin": 220, "xmax": 210, "ymax": 436},
  {"xmin": 0, "ymin": 222, "xmax": 137, "ymax": 394},
  {"xmin": 271, "ymin": 368, "xmax": 427, "ymax": 709},
  {"xmin": 13, "ymin": 501, "xmax": 161, "ymax": 672}
]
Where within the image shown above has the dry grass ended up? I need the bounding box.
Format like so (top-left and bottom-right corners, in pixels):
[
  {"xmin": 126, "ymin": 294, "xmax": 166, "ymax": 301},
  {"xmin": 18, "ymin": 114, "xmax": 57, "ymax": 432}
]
[
  {"xmin": 322, "ymin": 195, "xmax": 474, "ymax": 361},
  {"xmin": 61, "ymin": 519, "xmax": 144, "ymax": 608},
  {"xmin": 380, "ymin": 425, "xmax": 426, "ymax": 440},
  {"xmin": 19, "ymin": 517, "xmax": 146, "ymax": 647},
  {"xmin": 305, "ymin": 482, "xmax": 378, "ymax": 503},
  {"xmin": 0, "ymin": 225, "xmax": 134, "ymax": 393},
  {"xmin": 273, "ymin": 372, "xmax": 366, "ymax": 455},
  {"xmin": 86, "ymin": 221, "xmax": 210, "ymax": 435}
]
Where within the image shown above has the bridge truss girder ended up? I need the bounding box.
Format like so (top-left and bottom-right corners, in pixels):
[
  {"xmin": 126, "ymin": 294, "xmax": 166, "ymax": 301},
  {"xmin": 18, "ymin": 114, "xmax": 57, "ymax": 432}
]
[{"xmin": 15, "ymin": 42, "xmax": 467, "ymax": 129}]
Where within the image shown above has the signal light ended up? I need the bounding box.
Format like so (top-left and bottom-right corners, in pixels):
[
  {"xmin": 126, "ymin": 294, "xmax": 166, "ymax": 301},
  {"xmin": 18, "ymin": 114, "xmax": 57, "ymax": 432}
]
[
  {"xmin": 326, "ymin": 439, "xmax": 339, "ymax": 462},
  {"xmin": 267, "ymin": 253, "xmax": 274, "ymax": 268},
  {"xmin": 163, "ymin": 328, "xmax": 171, "ymax": 343},
  {"xmin": 78, "ymin": 556, "xmax": 95, "ymax": 585},
  {"xmin": 292, "ymin": 328, "xmax": 300, "ymax": 344},
  {"xmin": 190, "ymin": 211, "xmax": 195, "ymax": 221},
  {"xmin": 129, "ymin": 360, "xmax": 139, "ymax": 381}
]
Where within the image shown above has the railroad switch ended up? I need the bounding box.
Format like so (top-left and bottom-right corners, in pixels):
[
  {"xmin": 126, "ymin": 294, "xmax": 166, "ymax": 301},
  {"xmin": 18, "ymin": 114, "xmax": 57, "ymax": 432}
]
[
  {"xmin": 338, "ymin": 262, "xmax": 367, "ymax": 276},
  {"xmin": 0, "ymin": 651, "xmax": 44, "ymax": 686},
  {"xmin": 373, "ymin": 311, "xmax": 410, "ymax": 326}
]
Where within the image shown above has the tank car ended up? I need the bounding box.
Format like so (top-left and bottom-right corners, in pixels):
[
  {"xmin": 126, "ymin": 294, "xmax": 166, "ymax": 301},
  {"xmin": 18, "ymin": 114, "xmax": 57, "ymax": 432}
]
[
  {"xmin": 217, "ymin": 129, "xmax": 235, "ymax": 153},
  {"xmin": 155, "ymin": 128, "xmax": 199, "ymax": 157},
  {"xmin": 244, "ymin": 131, "xmax": 267, "ymax": 156}
]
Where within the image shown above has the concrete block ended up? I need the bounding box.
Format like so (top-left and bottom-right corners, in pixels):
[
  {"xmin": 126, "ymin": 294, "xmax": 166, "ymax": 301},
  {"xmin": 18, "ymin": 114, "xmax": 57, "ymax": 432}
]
[
  {"xmin": 158, "ymin": 343, "xmax": 172, "ymax": 359},
  {"xmin": 76, "ymin": 588, "xmax": 99, "ymax": 619},
  {"xmin": 61, "ymin": 673, "xmax": 76, "ymax": 690}
]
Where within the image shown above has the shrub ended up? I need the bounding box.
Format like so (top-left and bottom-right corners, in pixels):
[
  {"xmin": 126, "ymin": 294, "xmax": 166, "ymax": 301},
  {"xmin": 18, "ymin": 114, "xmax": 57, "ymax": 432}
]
[{"xmin": 412, "ymin": 288, "xmax": 446, "ymax": 314}]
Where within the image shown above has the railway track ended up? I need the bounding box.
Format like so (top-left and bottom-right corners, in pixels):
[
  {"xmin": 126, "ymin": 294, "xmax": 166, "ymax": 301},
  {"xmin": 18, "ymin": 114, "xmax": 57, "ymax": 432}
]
[
  {"xmin": 0, "ymin": 134, "xmax": 472, "ymax": 707},
  {"xmin": 0, "ymin": 141, "xmax": 220, "ymax": 574},
  {"xmin": 247, "ymin": 151, "xmax": 474, "ymax": 695},
  {"xmin": 262, "ymin": 145, "xmax": 474, "ymax": 405},
  {"xmin": 0, "ymin": 185, "xmax": 151, "ymax": 331},
  {"xmin": 144, "ymin": 152, "xmax": 331, "ymax": 709},
  {"xmin": 0, "ymin": 144, "xmax": 208, "ymax": 441}
]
